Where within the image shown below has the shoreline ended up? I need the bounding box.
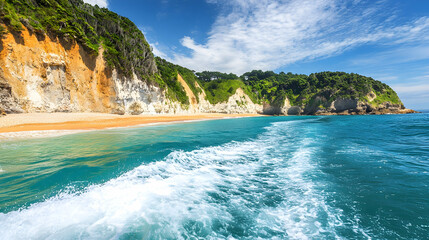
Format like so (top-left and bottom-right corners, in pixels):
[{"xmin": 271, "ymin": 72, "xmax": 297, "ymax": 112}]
[
  {"xmin": 0, "ymin": 111, "xmax": 420, "ymax": 140},
  {"xmin": 0, "ymin": 113, "xmax": 262, "ymax": 140}
]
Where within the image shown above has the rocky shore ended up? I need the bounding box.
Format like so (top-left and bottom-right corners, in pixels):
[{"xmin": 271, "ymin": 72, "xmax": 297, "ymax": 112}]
[{"xmin": 262, "ymin": 94, "xmax": 417, "ymax": 116}]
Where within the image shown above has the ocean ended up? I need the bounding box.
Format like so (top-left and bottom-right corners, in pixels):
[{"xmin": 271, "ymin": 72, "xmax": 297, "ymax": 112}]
[{"xmin": 0, "ymin": 114, "xmax": 428, "ymax": 239}]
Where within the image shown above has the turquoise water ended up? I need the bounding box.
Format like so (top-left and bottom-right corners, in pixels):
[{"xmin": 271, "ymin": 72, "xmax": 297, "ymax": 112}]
[{"xmin": 0, "ymin": 114, "xmax": 428, "ymax": 239}]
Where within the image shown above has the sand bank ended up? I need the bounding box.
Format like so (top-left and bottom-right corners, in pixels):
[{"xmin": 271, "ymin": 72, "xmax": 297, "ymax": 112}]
[{"xmin": 0, "ymin": 113, "xmax": 261, "ymax": 140}]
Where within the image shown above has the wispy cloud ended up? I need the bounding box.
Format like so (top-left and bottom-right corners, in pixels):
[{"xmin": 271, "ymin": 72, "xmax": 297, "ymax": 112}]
[
  {"xmin": 392, "ymin": 75, "xmax": 429, "ymax": 94},
  {"xmin": 83, "ymin": 0, "xmax": 108, "ymax": 8},
  {"xmin": 372, "ymin": 75, "xmax": 399, "ymax": 83},
  {"xmin": 392, "ymin": 83, "xmax": 429, "ymax": 94},
  {"xmin": 151, "ymin": 42, "xmax": 169, "ymax": 59},
  {"xmin": 351, "ymin": 45, "xmax": 429, "ymax": 66},
  {"xmin": 171, "ymin": 0, "xmax": 429, "ymax": 74}
]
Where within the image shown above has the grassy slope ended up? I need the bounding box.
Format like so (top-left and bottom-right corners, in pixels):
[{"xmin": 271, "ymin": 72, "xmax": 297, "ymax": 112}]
[
  {"xmin": 203, "ymin": 79, "xmax": 257, "ymax": 104},
  {"xmin": 155, "ymin": 57, "xmax": 202, "ymax": 105}
]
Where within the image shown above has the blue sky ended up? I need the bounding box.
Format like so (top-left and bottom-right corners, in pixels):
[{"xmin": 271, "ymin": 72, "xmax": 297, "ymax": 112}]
[{"xmin": 84, "ymin": 0, "xmax": 429, "ymax": 109}]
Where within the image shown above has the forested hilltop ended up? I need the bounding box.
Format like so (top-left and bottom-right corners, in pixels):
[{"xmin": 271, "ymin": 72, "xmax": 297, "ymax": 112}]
[
  {"xmin": 154, "ymin": 55, "xmax": 408, "ymax": 115},
  {"xmin": 0, "ymin": 0, "xmax": 414, "ymax": 115},
  {"xmin": 194, "ymin": 70, "xmax": 406, "ymax": 114}
]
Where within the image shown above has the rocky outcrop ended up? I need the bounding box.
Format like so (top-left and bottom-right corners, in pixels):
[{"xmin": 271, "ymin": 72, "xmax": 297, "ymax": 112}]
[
  {"xmin": 205, "ymin": 88, "xmax": 262, "ymax": 114},
  {"xmin": 0, "ymin": 78, "xmax": 22, "ymax": 113},
  {"xmin": 261, "ymin": 93, "xmax": 416, "ymax": 116},
  {"xmin": 312, "ymin": 98, "xmax": 415, "ymax": 115},
  {"xmin": 263, "ymin": 97, "xmax": 302, "ymax": 115},
  {"xmin": 297, "ymin": 91, "xmax": 417, "ymax": 115}
]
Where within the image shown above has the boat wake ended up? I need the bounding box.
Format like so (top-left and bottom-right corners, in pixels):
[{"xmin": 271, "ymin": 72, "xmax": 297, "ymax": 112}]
[{"xmin": 0, "ymin": 120, "xmax": 344, "ymax": 239}]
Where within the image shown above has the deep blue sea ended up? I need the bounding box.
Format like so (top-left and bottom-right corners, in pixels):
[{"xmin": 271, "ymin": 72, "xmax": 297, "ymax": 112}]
[{"xmin": 0, "ymin": 114, "xmax": 428, "ymax": 239}]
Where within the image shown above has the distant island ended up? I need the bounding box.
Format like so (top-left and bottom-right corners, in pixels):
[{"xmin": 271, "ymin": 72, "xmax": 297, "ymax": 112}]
[{"xmin": 0, "ymin": 0, "xmax": 416, "ymax": 116}]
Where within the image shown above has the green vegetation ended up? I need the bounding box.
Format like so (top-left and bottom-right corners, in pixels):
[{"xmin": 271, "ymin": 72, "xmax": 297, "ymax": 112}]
[
  {"xmin": 168, "ymin": 61, "xmax": 202, "ymax": 102},
  {"xmin": 203, "ymin": 79, "xmax": 256, "ymax": 104},
  {"xmin": 155, "ymin": 57, "xmax": 188, "ymax": 105},
  {"xmin": 371, "ymin": 89, "xmax": 401, "ymax": 106},
  {"xmin": 155, "ymin": 57, "xmax": 202, "ymax": 105},
  {"xmin": 196, "ymin": 71, "xmax": 238, "ymax": 82},
  {"xmin": 239, "ymin": 70, "xmax": 401, "ymax": 107},
  {"xmin": 0, "ymin": 0, "xmax": 154, "ymax": 78},
  {"xmin": 0, "ymin": 24, "xmax": 6, "ymax": 36},
  {"xmin": 196, "ymin": 70, "xmax": 401, "ymax": 107}
]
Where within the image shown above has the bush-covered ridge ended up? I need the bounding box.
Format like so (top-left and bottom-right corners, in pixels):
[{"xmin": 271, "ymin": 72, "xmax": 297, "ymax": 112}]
[
  {"xmin": 155, "ymin": 57, "xmax": 202, "ymax": 105},
  {"xmin": 155, "ymin": 59, "xmax": 257, "ymax": 105},
  {"xmin": 196, "ymin": 70, "xmax": 402, "ymax": 107},
  {"xmin": 0, "ymin": 0, "xmax": 155, "ymax": 78},
  {"xmin": 203, "ymin": 79, "xmax": 256, "ymax": 104},
  {"xmin": 154, "ymin": 57, "xmax": 402, "ymax": 108},
  {"xmin": 241, "ymin": 70, "xmax": 401, "ymax": 106}
]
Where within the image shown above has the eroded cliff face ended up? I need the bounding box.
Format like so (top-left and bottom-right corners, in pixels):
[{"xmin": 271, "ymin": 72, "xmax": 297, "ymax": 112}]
[
  {"xmin": 201, "ymin": 88, "xmax": 262, "ymax": 114},
  {"xmin": 0, "ymin": 28, "xmax": 262, "ymax": 115},
  {"xmin": 175, "ymin": 74, "xmax": 262, "ymax": 114},
  {"xmin": 262, "ymin": 92, "xmax": 416, "ymax": 116},
  {"xmin": 305, "ymin": 91, "xmax": 415, "ymax": 115},
  {"xmin": 0, "ymin": 28, "xmax": 168, "ymax": 114},
  {"xmin": 2, "ymin": 29, "xmax": 107, "ymax": 113}
]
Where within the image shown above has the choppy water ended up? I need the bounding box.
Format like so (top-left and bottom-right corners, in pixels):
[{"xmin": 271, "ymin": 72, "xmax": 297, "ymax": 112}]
[{"xmin": 0, "ymin": 114, "xmax": 428, "ymax": 239}]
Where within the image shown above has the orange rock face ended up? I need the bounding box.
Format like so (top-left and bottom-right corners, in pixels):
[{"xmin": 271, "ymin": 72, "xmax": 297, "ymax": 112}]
[
  {"xmin": 0, "ymin": 27, "xmax": 118, "ymax": 113},
  {"xmin": 0, "ymin": 27, "xmax": 263, "ymax": 115}
]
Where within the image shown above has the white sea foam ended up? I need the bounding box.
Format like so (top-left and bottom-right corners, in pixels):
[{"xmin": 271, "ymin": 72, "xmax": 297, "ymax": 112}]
[{"xmin": 0, "ymin": 120, "xmax": 344, "ymax": 239}]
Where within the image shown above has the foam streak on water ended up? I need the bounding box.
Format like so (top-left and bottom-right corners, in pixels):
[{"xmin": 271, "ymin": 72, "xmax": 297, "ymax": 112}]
[
  {"xmin": 0, "ymin": 120, "xmax": 347, "ymax": 239},
  {"xmin": 2, "ymin": 114, "xmax": 428, "ymax": 239}
]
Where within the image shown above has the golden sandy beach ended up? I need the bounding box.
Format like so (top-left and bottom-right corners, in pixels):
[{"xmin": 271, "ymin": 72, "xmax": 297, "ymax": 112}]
[{"xmin": 0, "ymin": 113, "xmax": 261, "ymax": 139}]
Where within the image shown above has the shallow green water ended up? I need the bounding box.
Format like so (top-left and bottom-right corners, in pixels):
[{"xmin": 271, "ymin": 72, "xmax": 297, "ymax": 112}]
[{"xmin": 0, "ymin": 114, "xmax": 428, "ymax": 239}]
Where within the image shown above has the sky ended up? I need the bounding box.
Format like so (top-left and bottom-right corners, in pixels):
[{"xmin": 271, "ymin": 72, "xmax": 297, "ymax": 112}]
[{"xmin": 83, "ymin": 0, "xmax": 429, "ymax": 110}]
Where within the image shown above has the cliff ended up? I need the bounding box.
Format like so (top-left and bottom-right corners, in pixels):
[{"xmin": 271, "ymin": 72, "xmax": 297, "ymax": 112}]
[
  {"xmin": 0, "ymin": 0, "xmax": 415, "ymax": 116},
  {"xmin": 262, "ymin": 95, "xmax": 416, "ymax": 116},
  {"xmin": 240, "ymin": 70, "xmax": 416, "ymax": 116},
  {"xmin": 0, "ymin": 0, "xmax": 262, "ymax": 115},
  {"xmin": 0, "ymin": 26, "xmax": 261, "ymax": 115},
  {"xmin": 0, "ymin": 27, "xmax": 162, "ymax": 114}
]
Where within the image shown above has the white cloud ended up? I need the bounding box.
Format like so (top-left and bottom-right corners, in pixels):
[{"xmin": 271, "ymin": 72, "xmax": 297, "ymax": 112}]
[
  {"xmin": 372, "ymin": 75, "xmax": 399, "ymax": 83},
  {"xmin": 392, "ymin": 84, "xmax": 429, "ymax": 94},
  {"xmin": 351, "ymin": 45, "xmax": 429, "ymax": 66},
  {"xmin": 83, "ymin": 0, "xmax": 108, "ymax": 8},
  {"xmin": 392, "ymin": 75, "xmax": 429, "ymax": 95},
  {"xmin": 151, "ymin": 42, "xmax": 169, "ymax": 59},
  {"xmin": 171, "ymin": 0, "xmax": 429, "ymax": 74}
]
